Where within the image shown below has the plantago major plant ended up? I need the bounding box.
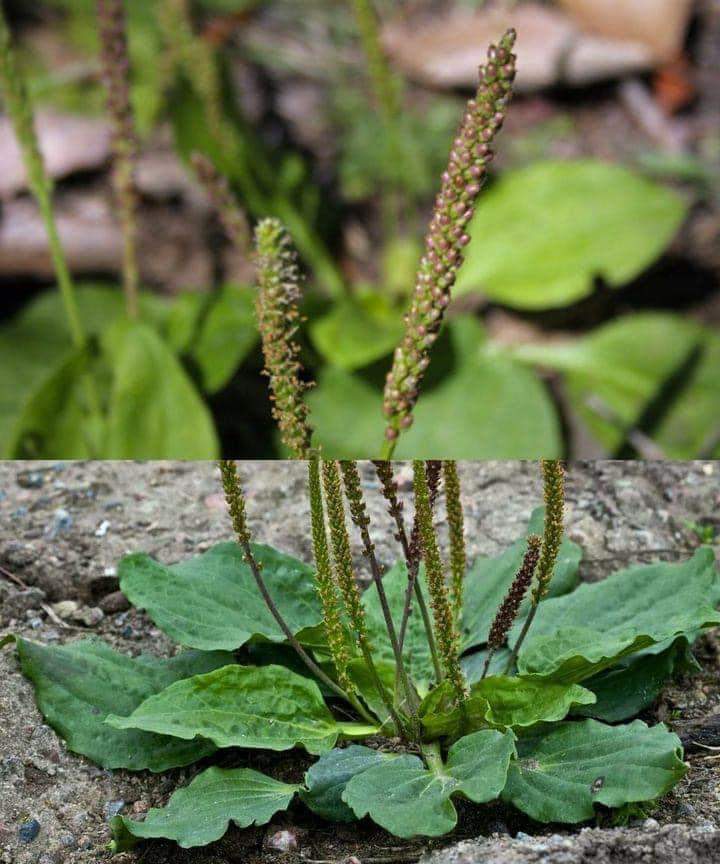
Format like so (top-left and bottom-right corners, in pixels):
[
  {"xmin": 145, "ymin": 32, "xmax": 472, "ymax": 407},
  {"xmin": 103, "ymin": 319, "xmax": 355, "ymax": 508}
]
[{"xmin": 5, "ymin": 460, "xmax": 719, "ymax": 851}]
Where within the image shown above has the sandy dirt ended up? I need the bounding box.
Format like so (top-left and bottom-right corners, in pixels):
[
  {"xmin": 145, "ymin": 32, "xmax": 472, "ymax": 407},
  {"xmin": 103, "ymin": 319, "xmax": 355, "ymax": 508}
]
[{"xmin": 1, "ymin": 460, "xmax": 719, "ymax": 863}]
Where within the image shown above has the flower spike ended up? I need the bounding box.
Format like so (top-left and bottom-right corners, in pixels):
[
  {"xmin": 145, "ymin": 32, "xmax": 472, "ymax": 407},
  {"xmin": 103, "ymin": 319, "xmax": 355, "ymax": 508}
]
[
  {"xmin": 382, "ymin": 30, "xmax": 517, "ymax": 454},
  {"xmin": 253, "ymin": 219, "xmax": 313, "ymax": 459}
]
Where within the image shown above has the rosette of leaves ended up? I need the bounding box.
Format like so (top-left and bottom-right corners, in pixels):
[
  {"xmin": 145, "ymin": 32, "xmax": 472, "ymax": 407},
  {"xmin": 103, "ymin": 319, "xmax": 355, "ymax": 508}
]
[{"xmin": 5, "ymin": 461, "xmax": 719, "ymax": 852}]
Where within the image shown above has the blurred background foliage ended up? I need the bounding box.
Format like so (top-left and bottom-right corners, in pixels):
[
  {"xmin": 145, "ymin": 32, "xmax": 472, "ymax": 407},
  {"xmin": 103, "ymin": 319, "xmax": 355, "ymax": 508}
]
[{"xmin": 0, "ymin": 0, "xmax": 718, "ymax": 458}]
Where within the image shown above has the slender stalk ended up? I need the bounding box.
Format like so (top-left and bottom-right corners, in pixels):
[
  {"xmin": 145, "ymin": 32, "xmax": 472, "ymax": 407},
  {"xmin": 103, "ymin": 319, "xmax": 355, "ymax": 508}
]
[
  {"xmin": 219, "ymin": 460, "xmax": 375, "ymax": 724},
  {"xmin": 97, "ymin": 0, "xmax": 140, "ymax": 319},
  {"xmin": 443, "ymin": 461, "xmax": 466, "ymax": 624},
  {"xmin": 191, "ymin": 152, "xmax": 250, "ymax": 255},
  {"xmin": 321, "ymin": 460, "xmax": 405, "ymax": 734},
  {"xmin": 349, "ymin": 0, "xmax": 404, "ymax": 232},
  {"xmin": 373, "ymin": 461, "xmax": 442, "ymax": 683},
  {"xmin": 339, "ymin": 461, "xmax": 418, "ymax": 716},
  {"xmin": 308, "ymin": 455, "xmax": 353, "ymax": 692},
  {"xmin": 504, "ymin": 460, "xmax": 566, "ymax": 673},
  {"xmin": 413, "ymin": 461, "xmax": 467, "ymax": 703},
  {"xmin": 0, "ymin": 7, "xmax": 84, "ymax": 347}
]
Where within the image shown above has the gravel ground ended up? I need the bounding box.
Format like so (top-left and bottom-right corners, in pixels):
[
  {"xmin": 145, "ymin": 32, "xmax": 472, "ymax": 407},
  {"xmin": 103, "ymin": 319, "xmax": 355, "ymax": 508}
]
[{"xmin": 1, "ymin": 460, "xmax": 719, "ymax": 864}]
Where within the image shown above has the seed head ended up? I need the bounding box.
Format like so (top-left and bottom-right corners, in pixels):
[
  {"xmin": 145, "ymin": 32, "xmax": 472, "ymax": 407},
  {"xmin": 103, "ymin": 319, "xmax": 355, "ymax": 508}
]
[
  {"xmin": 382, "ymin": 30, "xmax": 517, "ymax": 442},
  {"xmin": 413, "ymin": 461, "xmax": 467, "ymax": 701},
  {"xmin": 191, "ymin": 153, "xmax": 250, "ymax": 254},
  {"xmin": 488, "ymin": 535, "xmax": 541, "ymax": 651},
  {"xmin": 308, "ymin": 457, "xmax": 353, "ymax": 690},
  {"xmin": 532, "ymin": 460, "xmax": 565, "ymax": 604},
  {"xmin": 218, "ymin": 460, "xmax": 250, "ymax": 546},
  {"xmin": 254, "ymin": 219, "xmax": 313, "ymax": 459},
  {"xmin": 443, "ymin": 461, "xmax": 466, "ymax": 620}
]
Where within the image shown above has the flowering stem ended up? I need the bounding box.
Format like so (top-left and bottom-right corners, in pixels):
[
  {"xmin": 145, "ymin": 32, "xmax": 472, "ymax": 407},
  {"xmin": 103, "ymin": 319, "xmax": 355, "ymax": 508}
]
[
  {"xmin": 504, "ymin": 460, "xmax": 566, "ymax": 673},
  {"xmin": 373, "ymin": 461, "xmax": 442, "ymax": 684},
  {"xmin": 443, "ymin": 461, "xmax": 466, "ymax": 624},
  {"xmin": 340, "ymin": 462, "xmax": 419, "ymax": 718},
  {"xmin": 97, "ymin": 0, "xmax": 140, "ymax": 319},
  {"xmin": 254, "ymin": 219, "xmax": 314, "ymax": 458},
  {"xmin": 0, "ymin": 8, "xmax": 85, "ymax": 348},
  {"xmin": 321, "ymin": 460, "xmax": 405, "ymax": 735},
  {"xmin": 381, "ymin": 30, "xmax": 517, "ymax": 452},
  {"xmin": 219, "ymin": 460, "xmax": 375, "ymax": 725},
  {"xmin": 413, "ymin": 461, "xmax": 467, "ymax": 703}
]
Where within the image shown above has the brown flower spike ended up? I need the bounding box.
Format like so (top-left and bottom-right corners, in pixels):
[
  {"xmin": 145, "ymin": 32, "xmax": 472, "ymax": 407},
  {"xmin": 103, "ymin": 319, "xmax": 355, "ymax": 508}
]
[{"xmin": 382, "ymin": 30, "xmax": 517, "ymax": 454}]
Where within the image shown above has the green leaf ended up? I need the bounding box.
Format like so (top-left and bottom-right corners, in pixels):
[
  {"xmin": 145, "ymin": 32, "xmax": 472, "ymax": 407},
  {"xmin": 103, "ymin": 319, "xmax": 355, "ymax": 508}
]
[
  {"xmin": 119, "ymin": 542, "xmax": 323, "ymax": 651},
  {"xmin": 344, "ymin": 658, "xmax": 402, "ymax": 722},
  {"xmin": 363, "ymin": 561, "xmax": 436, "ymax": 695},
  {"xmin": 517, "ymin": 548, "xmax": 720, "ymax": 682},
  {"xmin": 342, "ymin": 730, "xmax": 516, "ymax": 838},
  {"xmin": 302, "ymin": 745, "xmax": 396, "ymax": 822},
  {"xmin": 461, "ymin": 506, "xmax": 582, "ymax": 652},
  {"xmin": 192, "ymin": 284, "xmax": 257, "ymax": 392},
  {"xmin": 419, "ymin": 676, "xmax": 594, "ymax": 740},
  {"xmin": 107, "ymin": 664, "xmax": 339, "ymax": 755},
  {"xmin": 309, "ymin": 290, "xmax": 405, "ymax": 371},
  {"xmin": 308, "ymin": 318, "xmax": 561, "ymax": 458},
  {"xmin": 12, "ymin": 637, "xmax": 232, "ymax": 771},
  {"xmin": 503, "ymin": 719, "xmax": 686, "ymax": 822},
  {"xmin": 103, "ymin": 319, "xmax": 219, "ymax": 458},
  {"xmin": 514, "ymin": 314, "xmax": 720, "ymax": 458},
  {"xmin": 461, "ymin": 646, "xmax": 513, "ymax": 684},
  {"xmin": 111, "ymin": 766, "xmax": 299, "ymax": 852},
  {"xmin": 574, "ymin": 638, "xmax": 699, "ymax": 723},
  {"xmin": 455, "ymin": 160, "xmax": 686, "ymax": 309}
]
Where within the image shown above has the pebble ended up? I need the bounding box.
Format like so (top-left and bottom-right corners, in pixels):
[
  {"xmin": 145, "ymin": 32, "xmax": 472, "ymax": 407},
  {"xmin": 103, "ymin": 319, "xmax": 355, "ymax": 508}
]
[
  {"xmin": 59, "ymin": 833, "xmax": 76, "ymax": 848},
  {"xmin": 51, "ymin": 600, "xmax": 79, "ymax": 620},
  {"xmin": 47, "ymin": 509, "xmax": 73, "ymax": 538},
  {"xmin": 99, "ymin": 591, "xmax": 130, "ymax": 614},
  {"xmin": 266, "ymin": 829, "xmax": 299, "ymax": 852},
  {"xmin": 131, "ymin": 801, "xmax": 148, "ymax": 815},
  {"xmin": 104, "ymin": 800, "xmax": 125, "ymax": 820},
  {"xmin": 95, "ymin": 520, "xmax": 111, "ymax": 538},
  {"xmin": 72, "ymin": 606, "xmax": 104, "ymax": 627},
  {"xmin": 18, "ymin": 819, "xmax": 41, "ymax": 843},
  {"xmin": 643, "ymin": 818, "xmax": 660, "ymax": 830}
]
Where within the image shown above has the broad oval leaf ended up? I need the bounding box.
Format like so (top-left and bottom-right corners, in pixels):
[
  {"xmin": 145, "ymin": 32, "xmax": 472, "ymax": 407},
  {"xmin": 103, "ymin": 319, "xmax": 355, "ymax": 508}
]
[
  {"xmin": 302, "ymin": 745, "xmax": 396, "ymax": 822},
  {"xmin": 102, "ymin": 319, "xmax": 218, "ymax": 458},
  {"xmin": 514, "ymin": 314, "xmax": 720, "ymax": 458},
  {"xmin": 455, "ymin": 160, "xmax": 687, "ymax": 309},
  {"xmin": 342, "ymin": 730, "xmax": 515, "ymax": 838},
  {"xmin": 107, "ymin": 664, "xmax": 339, "ymax": 755},
  {"xmin": 517, "ymin": 548, "xmax": 720, "ymax": 682},
  {"xmin": 111, "ymin": 766, "xmax": 299, "ymax": 851},
  {"xmin": 573, "ymin": 638, "xmax": 699, "ymax": 723},
  {"xmin": 12, "ymin": 637, "xmax": 232, "ymax": 771},
  {"xmin": 420, "ymin": 676, "xmax": 594, "ymax": 740},
  {"xmin": 192, "ymin": 283, "xmax": 257, "ymax": 393},
  {"xmin": 308, "ymin": 318, "xmax": 561, "ymax": 458},
  {"xmin": 119, "ymin": 542, "xmax": 323, "ymax": 651},
  {"xmin": 503, "ymin": 719, "xmax": 686, "ymax": 823},
  {"xmin": 309, "ymin": 290, "xmax": 405, "ymax": 372},
  {"xmin": 461, "ymin": 506, "xmax": 582, "ymax": 652}
]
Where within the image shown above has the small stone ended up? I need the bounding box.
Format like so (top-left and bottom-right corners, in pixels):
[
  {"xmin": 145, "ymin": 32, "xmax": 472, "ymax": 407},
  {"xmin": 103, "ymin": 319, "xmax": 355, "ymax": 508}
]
[
  {"xmin": 99, "ymin": 591, "xmax": 130, "ymax": 614},
  {"xmin": 132, "ymin": 801, "xmax": 148, "ymax": 815},
  {"xmin": 643, "ymin": 818, "xmax": 660, "ymax": 830},
  {"xmin": 18, "ymin": 819, "xmax": 41, "ymax": 843},
  {"xmin": 72, "ymin": 606, "xmax": 104, "ymax": 627},
  {"xmin": 104, "ymin": 800, "xmax": 125, "ymax": 820},
  {"xmin": 94, "ymin": 520, "xmax": 111, "ymax": 538},
  {"xmin": 47, "ymin": 509, "xmax": 73, "ymax": 538},
  {"xmin": 266, "ymin": 829, "xmax": 299, "ymax": 852},
  {"xmin": 51, "ymin": 600, "xmax": 79, "ymax": 619},
  {"xmin": 17, "ymin": 471, "xmax": 45, "ymax": 489},
  {"xmin": 59, "ymin": 833, "xmax": 76, "ymax": 848}
]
